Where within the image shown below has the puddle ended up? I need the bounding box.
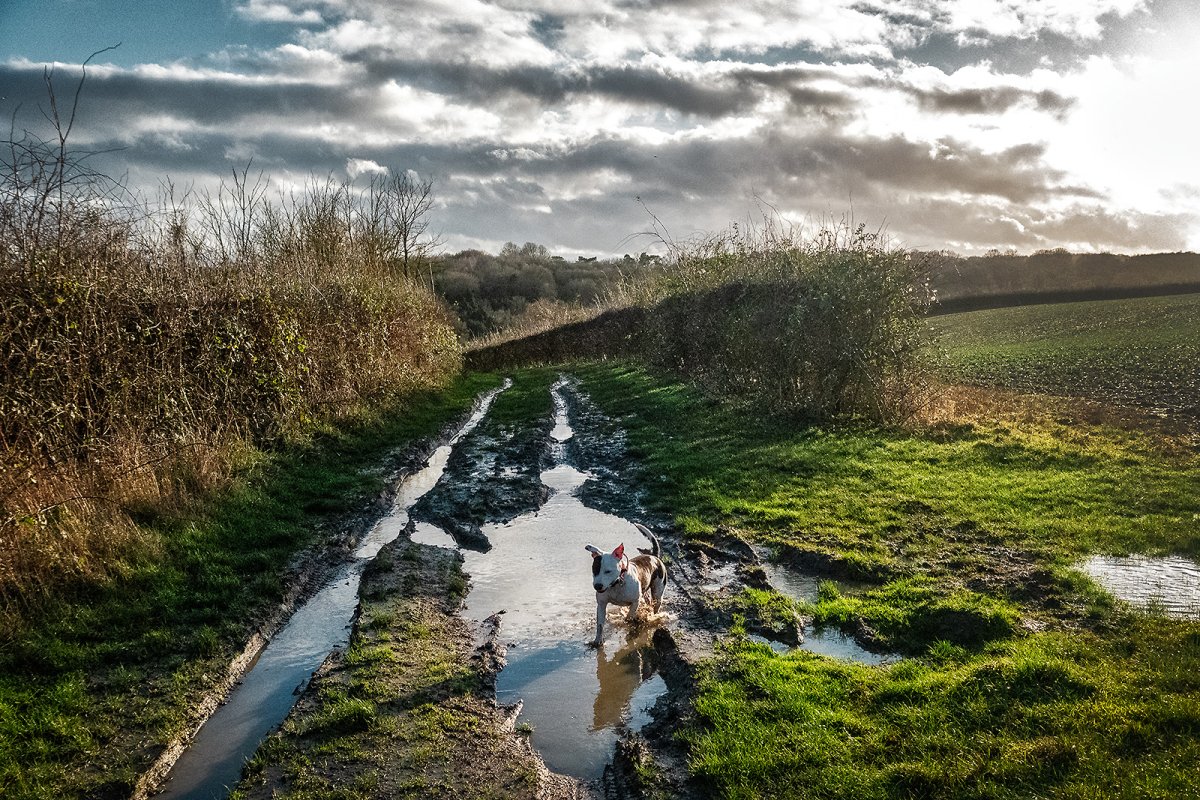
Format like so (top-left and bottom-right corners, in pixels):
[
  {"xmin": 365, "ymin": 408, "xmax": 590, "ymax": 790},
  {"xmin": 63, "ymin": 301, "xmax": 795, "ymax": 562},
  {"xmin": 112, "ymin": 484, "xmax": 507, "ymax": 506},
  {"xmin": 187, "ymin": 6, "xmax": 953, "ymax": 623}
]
[
  {"xmin": 799, "ymin": 628, "xmax": 900, "ymax": 665},
  {"xmin": 758, "ymin": 560, "xmax": 901, "ymax": 665},
  {"xmin": 433, "ymin": 379, "xmax": 669, "ymax": 782},
  {"xmin": 1078, "ymin": 554, "xmax": 1200, "ymax": 618},
  {"xmin": 156, "ymin": 383, "xmax": 507, "ymax": 800},
  {"xmin": 760, "ymin": 560, "xmax": 823, "ymax": 603},
  {"xmin": 749, "ymin": 628, "xmax": 900, "ymax": 665}
]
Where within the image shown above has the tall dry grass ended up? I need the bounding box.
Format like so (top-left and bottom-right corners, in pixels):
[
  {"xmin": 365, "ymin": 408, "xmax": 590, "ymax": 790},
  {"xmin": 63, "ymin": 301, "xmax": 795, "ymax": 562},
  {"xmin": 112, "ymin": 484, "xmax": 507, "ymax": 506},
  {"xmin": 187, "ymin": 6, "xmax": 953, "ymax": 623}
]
[{"xmin": 1, "ymin": 114, "xmax": 460, "ymax": 614}]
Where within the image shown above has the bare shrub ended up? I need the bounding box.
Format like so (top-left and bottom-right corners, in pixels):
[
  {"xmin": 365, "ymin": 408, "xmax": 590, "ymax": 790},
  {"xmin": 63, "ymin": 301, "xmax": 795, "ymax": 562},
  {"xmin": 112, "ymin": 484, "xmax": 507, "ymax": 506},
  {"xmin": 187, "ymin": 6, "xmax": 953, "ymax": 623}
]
[{"xmin": 0, "ymin": 66, "xmax": 461, "ymax": 615}]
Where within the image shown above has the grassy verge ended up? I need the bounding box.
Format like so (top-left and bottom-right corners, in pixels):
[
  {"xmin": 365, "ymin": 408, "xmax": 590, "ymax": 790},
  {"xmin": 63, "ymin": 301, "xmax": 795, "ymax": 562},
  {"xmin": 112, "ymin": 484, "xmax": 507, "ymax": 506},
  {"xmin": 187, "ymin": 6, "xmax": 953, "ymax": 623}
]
[
  {"xmin": 690, "ymin": 622, "xmax": 1200, "ymax": 799},
  {"xmin": 570, "ymin": 361, "xmax": 1200, "ymax": 798},
  {"xmin": 0, "ymin": 372, "xmax": 501, "ymax": 800}
]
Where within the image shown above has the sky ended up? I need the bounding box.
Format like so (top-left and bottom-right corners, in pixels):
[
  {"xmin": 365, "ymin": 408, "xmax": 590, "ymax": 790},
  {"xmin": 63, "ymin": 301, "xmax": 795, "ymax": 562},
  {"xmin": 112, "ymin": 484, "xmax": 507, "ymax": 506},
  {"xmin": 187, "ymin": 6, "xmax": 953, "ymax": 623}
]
[{"xmin": 2, "ymin": 0, "xmax": 1198, "ymax": 257}]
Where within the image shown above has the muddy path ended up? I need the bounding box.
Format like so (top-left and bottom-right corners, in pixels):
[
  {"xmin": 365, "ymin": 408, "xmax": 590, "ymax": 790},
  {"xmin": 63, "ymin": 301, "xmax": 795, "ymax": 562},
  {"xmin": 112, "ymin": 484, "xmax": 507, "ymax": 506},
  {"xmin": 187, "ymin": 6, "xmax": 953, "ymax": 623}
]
[
  {"xmin": 234, "ymin": 537, "xmax": 580, "ymax": 799},
  {"xmin": 228, "ymin": 373, "xmax": 909, "ymax": 800}
]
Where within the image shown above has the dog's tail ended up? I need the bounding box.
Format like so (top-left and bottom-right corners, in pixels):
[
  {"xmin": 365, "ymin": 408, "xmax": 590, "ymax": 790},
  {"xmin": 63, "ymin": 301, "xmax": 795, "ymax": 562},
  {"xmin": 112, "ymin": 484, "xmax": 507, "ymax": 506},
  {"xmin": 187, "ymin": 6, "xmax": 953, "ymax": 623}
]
[{"xmin": 634, "ymin": 522, "xmax": 661, "ymax": 558}]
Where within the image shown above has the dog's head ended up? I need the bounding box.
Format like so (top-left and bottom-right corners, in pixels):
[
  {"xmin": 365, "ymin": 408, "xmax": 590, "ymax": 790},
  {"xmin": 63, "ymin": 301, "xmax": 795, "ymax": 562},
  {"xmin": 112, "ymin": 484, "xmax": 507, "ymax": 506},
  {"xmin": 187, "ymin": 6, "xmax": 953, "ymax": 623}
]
[{"xmin": 586, "ymin": 543, "xmax": 627, "ymax": 593}]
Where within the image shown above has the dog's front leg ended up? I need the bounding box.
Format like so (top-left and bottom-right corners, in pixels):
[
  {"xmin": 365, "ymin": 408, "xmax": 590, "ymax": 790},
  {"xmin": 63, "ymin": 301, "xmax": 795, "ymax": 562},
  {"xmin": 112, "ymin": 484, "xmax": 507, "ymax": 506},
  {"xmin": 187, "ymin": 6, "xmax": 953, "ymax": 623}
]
[
  {"xmin": 591, "ymin": 600, "xmax": 608, "ymax": 647},
  {"xmin": 626, "ymin": 590, "xmax": 641, "ymax": 622}
]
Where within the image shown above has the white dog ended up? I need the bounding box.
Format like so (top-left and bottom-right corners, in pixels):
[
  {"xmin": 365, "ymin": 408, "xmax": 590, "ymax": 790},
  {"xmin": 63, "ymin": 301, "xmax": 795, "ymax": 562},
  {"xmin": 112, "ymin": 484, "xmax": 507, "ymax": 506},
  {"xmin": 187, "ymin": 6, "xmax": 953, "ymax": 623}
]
[{"xmin": 586, "ymin": 523, "xmax": 667, "ymax": 646}]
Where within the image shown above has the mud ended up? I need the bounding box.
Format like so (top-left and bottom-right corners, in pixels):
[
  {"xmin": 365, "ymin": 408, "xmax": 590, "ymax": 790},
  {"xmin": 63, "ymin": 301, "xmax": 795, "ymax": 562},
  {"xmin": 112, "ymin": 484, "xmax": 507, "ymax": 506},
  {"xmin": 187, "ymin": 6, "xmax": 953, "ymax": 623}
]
[
  {"xmin": 139, "ymin": 385, "xmax": 506, "ymax": 800},
  {"xmin": 413, "ymin": 379, "xmax": 672, "ymax": 790},
  {"xmin": 410, "ymin": 387, "xmax": 554, "ymax": 551},
  {"xmin": 231, "ymin": 375, "xmax": 935, "ymax": 800},
  {"xmin": 132, "ymin": 438, "xmax": 448, "ymax": 800}
]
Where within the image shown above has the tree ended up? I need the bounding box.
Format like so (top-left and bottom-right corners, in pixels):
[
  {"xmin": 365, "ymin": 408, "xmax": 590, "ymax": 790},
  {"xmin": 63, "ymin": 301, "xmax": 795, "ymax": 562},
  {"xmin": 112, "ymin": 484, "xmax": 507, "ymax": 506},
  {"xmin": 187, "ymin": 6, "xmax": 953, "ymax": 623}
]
[{"xmin": 365, "ymin": 171, "xmax": 441, "ymax": 280}]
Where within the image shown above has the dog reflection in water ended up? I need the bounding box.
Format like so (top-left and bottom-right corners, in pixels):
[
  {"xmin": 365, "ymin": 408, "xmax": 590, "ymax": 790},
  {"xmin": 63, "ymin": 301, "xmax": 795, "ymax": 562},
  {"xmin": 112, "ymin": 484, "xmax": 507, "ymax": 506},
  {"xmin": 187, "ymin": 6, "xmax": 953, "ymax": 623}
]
[{"xmin": 591, "ymin": 627, "xmax": 658, "ymax": 731}]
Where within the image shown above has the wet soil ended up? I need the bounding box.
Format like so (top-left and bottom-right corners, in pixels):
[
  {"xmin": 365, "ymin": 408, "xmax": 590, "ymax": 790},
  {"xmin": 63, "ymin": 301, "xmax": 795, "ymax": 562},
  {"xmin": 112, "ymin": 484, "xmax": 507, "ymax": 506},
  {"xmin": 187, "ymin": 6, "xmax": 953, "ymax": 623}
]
[
  {"xmin": 133, "ymin": 441, "xmax": 448, "ymax": 800},
  {"xmin": 408, "ymin": 379, "xmax": 676, "ymax": 792},
  {"xmin": 410, "ymin": 390, "xmax": 554, "ymax": 551},
  {"xmin": 136, "ymin": 390, "xmax": 504, "ymax": 800},
  {"xmin": 229, "ymin": 375, "xmax": 954, "ymax": 800}
]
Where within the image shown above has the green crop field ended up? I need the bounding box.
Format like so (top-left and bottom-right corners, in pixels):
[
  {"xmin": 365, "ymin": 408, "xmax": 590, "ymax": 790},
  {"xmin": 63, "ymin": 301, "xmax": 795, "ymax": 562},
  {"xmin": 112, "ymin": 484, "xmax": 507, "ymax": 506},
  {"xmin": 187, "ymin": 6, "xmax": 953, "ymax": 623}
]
[{"xmin": 933, "ymin": 293, "xmax": 1200, "ymax": 423}]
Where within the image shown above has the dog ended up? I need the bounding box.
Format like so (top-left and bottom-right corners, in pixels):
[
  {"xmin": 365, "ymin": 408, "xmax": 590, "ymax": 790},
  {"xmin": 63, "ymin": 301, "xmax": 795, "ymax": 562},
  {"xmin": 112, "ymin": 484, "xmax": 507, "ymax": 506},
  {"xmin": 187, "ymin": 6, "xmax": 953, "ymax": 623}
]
[{"xmin": 586, "ymin": 523, "xmax": 667, "ymax": 646}]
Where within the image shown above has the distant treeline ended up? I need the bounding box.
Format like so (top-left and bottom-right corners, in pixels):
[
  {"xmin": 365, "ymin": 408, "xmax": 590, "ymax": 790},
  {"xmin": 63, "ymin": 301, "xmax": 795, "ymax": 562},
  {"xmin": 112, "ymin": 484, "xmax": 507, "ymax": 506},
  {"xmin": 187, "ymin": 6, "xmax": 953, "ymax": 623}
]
[
  {"xmin": 929, "ymin": 249, "xmax": 1200, "ymax": 312},
  {"xmin": 435, "ymin": 245, "xmax": 1200, "ymax": 337},
  {"xmin": 432, "ymin": 242, "xmax": 659, "ymax": 338}
]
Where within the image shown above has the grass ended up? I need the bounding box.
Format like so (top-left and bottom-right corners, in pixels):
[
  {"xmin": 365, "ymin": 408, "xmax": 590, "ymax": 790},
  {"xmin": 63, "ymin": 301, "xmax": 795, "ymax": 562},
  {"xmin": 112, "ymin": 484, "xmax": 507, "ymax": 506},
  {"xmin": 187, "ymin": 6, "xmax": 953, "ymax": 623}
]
[
  {"xmin": 688, "ymin": 620, "xmax": 1200, "ymax": 799},
  {"xmin": 934, "ymin": 293, "xmax": 1200, "ymax": 421},
  {"xmin": 569, "ymin": 360, "xmax": 1200, "ymax": 798},
  {"xmin": 573, "ymin": 363, "xmax": 1199, "ymax": 570},
  {"xmin": 0, "ymin": 371, "xmax": 502, "ymax": 800}
]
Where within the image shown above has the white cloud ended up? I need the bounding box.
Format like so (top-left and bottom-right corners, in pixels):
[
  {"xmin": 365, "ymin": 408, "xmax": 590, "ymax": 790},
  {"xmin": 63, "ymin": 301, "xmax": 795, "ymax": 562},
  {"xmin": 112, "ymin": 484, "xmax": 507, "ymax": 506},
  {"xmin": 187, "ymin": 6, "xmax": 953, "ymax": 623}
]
[
  {"xmin": 236, "ymin": 0, "xmax": 324, "ymax": 25},
  {"xmin": 942, "ymin": 0, "xmax": 1148, "ymax": 41},
  {"xmin": 346, "ymin": 157, "xmax": 388, "ymax": 179}
]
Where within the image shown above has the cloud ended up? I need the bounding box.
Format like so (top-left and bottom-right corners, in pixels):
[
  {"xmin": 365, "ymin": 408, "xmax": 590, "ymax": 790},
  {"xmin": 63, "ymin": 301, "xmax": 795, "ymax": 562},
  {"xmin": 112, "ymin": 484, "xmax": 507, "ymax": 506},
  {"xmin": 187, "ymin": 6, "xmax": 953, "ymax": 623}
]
[
  {"xmin": 346, "ymin": 157, "xmax": 388, "ymax": 179},
  {"xmin": 905, "ymin": 85, "xmax": 1073, "ymax": 115},
  {"xmin": 235, "ymin": 1, "xmax": 324, "ymax": 25},
  {"xmin": 3, "ymin": 0, "xmax": 1194, "ymax": 255}
]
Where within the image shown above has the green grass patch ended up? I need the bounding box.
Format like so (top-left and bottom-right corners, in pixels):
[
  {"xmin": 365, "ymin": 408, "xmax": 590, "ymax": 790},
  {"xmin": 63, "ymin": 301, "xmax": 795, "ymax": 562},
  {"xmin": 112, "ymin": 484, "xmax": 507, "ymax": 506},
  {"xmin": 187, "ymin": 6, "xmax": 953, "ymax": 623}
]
[
  {"xmin": 689, "ymin": 619, "xmax": 1200, "ymax": 799},
  {"xmin": 804, "ymin": 578, "xmax": 1021, "ymax": 651},
  {"xmin": 573, "ymin": 362, "xmax": 1199, "ymax": 565},
  {"xmin": 0, "ymin": 372, "xmax": 503, "ymax": 800},
  {"xmin": 568, "ymin": 360, "xmax": 1200, "ymax": 798}
]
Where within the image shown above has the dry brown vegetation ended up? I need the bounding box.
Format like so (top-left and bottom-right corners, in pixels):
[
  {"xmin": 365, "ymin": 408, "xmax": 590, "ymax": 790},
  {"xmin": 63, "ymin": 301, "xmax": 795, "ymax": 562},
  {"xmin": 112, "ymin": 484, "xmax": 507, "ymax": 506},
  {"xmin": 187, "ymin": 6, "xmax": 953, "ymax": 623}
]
[{"xmin": 0, "ymin": 71, "xmax": 461, "ymax": 615}]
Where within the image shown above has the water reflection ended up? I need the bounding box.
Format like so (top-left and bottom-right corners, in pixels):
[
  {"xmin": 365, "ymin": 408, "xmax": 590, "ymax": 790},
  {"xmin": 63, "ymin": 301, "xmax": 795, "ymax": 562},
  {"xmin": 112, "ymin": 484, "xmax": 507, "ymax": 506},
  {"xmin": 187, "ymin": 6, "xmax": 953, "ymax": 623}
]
[{"xmin": 593, "ymin": 628, "xmax": 659, "ymax": 731}]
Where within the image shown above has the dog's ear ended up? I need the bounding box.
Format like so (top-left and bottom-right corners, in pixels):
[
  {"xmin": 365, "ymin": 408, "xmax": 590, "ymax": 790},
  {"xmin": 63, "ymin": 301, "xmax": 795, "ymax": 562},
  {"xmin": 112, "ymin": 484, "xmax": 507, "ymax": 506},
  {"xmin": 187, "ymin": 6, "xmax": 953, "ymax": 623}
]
[
  {"xmin": 613, "ymin": 543, "xmax": 625, "ymax": 559},
  {"xmin": 585, "ymin": 544, "xmax": 602, "ymax": 557}
]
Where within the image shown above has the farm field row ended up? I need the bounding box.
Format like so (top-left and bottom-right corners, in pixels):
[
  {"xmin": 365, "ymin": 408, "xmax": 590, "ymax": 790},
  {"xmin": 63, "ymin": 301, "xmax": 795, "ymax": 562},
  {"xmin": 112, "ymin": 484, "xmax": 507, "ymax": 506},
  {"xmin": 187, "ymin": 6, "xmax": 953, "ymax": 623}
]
[{"xmin": 933, "ymin": 293, "xmax": 1200, "ymax": 425}]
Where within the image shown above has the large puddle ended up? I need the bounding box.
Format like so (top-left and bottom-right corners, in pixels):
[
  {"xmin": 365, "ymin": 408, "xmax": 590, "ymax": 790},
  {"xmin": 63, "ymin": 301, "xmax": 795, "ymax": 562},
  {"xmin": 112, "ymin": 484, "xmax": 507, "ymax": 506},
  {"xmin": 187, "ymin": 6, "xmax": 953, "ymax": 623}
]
[
  {"xmin": 414, "ymin": 380, "xmax": 668, "ymax": 781},
  {"xmin": 1079, "ymin": 554, "xmax": 1200, "ymax": 618},
  {"xmin": 157, "ymin": 383, "xmax": 508, "ymax": 800}
]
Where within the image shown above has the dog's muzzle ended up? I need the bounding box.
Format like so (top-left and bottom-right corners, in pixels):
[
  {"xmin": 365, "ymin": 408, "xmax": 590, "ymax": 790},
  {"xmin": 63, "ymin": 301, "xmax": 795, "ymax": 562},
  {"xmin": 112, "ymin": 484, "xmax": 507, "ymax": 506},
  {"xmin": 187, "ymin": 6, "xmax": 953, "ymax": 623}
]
[{"xmin": 595, "ymin": 576, "xmax": 622, "ymax": 593}]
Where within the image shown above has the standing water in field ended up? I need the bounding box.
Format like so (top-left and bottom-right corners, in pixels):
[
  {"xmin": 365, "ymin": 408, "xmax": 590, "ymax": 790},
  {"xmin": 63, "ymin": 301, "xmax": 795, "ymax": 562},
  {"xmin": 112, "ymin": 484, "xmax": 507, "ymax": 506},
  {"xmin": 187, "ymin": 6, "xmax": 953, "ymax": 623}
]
[
  {"xmin": 156, "ymin": 383, "xmax": 508, "ymax": 800},
  {"xmin": 1079, "ymin": 554, "xmax": 1200, "ymax": 618},
  {"xmin": 414, "ymin": 380, "xmax": 668, "ymax": 782}
]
